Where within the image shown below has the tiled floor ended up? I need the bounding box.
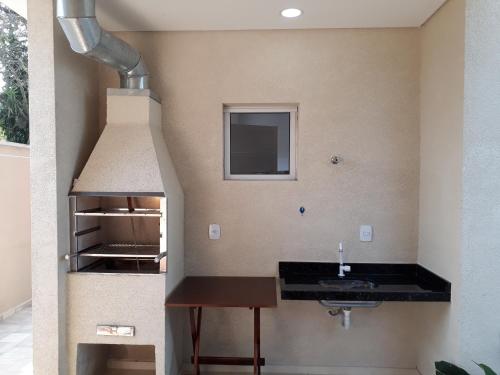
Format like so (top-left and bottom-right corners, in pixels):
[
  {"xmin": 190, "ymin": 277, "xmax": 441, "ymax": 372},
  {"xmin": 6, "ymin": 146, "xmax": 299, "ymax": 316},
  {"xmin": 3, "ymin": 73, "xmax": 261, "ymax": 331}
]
[{"xmin": 0, "ymin": 306, "xmax": 32, "ymax": 375}]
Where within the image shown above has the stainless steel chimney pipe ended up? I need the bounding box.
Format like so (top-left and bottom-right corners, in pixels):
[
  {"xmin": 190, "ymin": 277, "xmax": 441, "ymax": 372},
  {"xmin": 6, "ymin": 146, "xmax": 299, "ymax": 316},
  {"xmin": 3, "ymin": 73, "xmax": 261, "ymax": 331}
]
[{"xmin": 57, "ymin": 0, "xmax": 149, "ymax": 89}]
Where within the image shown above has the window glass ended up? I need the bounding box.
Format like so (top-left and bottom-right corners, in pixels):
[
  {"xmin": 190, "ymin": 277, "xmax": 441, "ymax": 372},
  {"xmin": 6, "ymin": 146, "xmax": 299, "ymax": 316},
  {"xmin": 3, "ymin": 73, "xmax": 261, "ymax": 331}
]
[{"xmin": 229, "ymin": 112, "xmax": 290, "ymax": 175}]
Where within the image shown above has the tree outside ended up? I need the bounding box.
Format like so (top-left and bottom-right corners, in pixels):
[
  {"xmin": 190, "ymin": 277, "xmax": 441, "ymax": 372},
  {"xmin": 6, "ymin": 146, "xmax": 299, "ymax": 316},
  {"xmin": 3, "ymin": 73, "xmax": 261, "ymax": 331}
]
[{"xmin": 0, "ymin": 3, "xmax": 28, "ymax": 144}]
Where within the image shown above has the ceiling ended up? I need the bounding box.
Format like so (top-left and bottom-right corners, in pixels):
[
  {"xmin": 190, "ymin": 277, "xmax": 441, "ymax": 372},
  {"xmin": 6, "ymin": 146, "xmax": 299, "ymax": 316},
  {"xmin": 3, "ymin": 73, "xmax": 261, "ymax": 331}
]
[{"xmin": 97, "ymin": 0, "xmax": 447, "ymax": 32}]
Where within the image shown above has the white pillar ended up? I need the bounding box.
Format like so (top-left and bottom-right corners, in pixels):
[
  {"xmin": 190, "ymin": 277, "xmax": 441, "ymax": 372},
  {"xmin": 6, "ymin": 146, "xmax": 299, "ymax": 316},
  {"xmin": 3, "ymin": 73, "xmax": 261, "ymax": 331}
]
[
  {"xmin": 460, "ymin": 0, "xmax": 500, "ymax": 371},
  {"xmin": 28, "ymin": 0, "xmax": 99, "ymax": 373}
]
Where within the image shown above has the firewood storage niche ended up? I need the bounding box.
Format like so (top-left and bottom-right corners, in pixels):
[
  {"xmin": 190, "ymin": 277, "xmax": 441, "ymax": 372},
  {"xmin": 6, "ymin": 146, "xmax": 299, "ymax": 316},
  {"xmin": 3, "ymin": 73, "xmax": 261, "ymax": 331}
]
[{"xmin": 67, "ymin": 194, "xmax": 167, "ymax": 274}]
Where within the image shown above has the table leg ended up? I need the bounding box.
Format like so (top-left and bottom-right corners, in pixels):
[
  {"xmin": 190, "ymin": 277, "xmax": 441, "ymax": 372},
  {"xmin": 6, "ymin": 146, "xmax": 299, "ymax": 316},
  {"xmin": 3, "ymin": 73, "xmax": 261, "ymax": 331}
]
[
  {"xmin": 189, "ymin": 307, "xmax": 203, "ymax": 375},
  {"xmin": 253, "ymin": 307, "xmax": 261, "ymax": 375},
  {"xmin": 189, "ymin": 308, "xmax": 196, "ymax": 353}
]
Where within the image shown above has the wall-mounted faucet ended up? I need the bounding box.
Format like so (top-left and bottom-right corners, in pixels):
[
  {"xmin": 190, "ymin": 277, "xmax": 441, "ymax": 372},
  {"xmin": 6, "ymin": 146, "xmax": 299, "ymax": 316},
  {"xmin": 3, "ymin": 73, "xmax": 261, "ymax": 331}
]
[{"xmin": 338, "ymin": 242, "xmax": 351, "ymax": 277}]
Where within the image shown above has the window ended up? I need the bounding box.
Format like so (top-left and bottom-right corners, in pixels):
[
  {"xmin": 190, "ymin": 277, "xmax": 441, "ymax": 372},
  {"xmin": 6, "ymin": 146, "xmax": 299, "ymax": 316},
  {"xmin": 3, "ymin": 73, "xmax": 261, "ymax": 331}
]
[{"xmin": 224, "ymin": 105, "xmax": 297, "ymax": 180}]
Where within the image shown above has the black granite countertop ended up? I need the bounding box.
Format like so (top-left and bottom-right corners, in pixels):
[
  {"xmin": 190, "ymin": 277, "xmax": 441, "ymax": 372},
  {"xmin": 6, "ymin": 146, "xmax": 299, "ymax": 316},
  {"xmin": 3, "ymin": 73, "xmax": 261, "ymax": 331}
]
[{"xmin": 279, "ymin": 262, "xmax": 451, "ymax": 302}]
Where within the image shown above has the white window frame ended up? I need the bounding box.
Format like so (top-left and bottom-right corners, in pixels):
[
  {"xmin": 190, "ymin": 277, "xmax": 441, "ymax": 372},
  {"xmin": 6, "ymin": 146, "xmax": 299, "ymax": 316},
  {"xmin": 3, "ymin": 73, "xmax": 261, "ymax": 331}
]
[{"xmin": 224, "ymin": 105, "xmax": 297, "ymax": 181}]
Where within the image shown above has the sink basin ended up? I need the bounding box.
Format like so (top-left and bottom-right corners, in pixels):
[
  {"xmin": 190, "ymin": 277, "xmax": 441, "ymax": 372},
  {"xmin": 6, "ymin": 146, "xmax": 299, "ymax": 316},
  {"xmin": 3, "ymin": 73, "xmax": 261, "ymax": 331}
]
[{"xmin": 318, "ymin": 279, "xmax": 377, "ymax": 290}]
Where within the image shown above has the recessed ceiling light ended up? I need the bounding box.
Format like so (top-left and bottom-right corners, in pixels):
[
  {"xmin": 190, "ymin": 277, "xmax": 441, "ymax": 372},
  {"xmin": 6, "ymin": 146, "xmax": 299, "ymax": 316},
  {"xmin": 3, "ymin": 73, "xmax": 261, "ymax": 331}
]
[{"xmin": 281, "ymin": 8, "xmax": 302, "ymax": 18}]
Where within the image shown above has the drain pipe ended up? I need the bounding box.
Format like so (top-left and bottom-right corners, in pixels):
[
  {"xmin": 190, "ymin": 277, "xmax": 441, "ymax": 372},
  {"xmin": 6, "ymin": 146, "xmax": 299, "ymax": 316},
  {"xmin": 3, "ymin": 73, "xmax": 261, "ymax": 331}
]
[
  {"xmin": 342, "ymin": 308, "xmax": 351, "ymax": 330},
  {"xmin": 56, "ymin": 0, "xmax": 149, "ymax": 89},
  {"xmin": 321, "ymin": 300, "xmax": 382, "ymax": 330},
  {"xmin": 327, "ymin": 308, "xmax": 352, "ymax": 330}
]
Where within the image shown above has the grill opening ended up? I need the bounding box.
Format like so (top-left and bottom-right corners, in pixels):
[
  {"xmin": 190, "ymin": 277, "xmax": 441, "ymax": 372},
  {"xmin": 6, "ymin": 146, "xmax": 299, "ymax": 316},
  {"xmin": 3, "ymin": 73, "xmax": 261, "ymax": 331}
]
[
  {"xmin": 68, "ymin": 194, "xmax": 167, "ymax": 274},
  {"xmin": 77, "ymin": 343, "xmax": 156, "ymax": 375}
]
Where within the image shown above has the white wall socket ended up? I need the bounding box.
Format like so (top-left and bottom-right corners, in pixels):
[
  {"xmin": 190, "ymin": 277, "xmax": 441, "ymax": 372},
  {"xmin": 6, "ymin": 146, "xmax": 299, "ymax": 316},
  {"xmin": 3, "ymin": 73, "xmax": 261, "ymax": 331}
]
[
  {"xmin": 360, "ymin": 225, "xmax": 373, "ymax": 242},
  {"xmin": 209, "ymin": 224, "xmax": 221, "ymax": 240}
]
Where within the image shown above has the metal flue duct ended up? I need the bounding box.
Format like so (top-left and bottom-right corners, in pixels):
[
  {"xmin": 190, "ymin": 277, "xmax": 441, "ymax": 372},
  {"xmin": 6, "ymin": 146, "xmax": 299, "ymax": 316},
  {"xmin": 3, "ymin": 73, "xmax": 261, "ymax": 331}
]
[{"xmin": 57, "ymin": 0, "xmax": 149, "ymax": 89}]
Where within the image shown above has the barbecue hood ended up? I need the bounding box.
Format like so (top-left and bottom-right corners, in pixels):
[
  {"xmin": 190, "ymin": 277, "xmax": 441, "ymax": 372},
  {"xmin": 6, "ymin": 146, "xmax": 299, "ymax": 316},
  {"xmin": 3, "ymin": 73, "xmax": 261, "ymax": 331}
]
[
  {"xmin": 72, "ymin": 89, "xmax": 178, "ymax": 196},
  {"xmin": 56, "ymin": 0, "xmax": 178, "ymax": 195}
]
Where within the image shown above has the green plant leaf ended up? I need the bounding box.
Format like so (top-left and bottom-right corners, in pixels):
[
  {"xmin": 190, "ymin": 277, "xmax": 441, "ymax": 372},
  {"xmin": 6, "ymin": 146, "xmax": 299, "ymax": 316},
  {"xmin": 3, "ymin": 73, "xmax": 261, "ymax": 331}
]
[
  {"xmin": 475, "ymin": 362, "xmax": 497, "ymax": 375},
  {"xmin": 435, "ymin": 361, "xmax": 470, "ymax": 375}
]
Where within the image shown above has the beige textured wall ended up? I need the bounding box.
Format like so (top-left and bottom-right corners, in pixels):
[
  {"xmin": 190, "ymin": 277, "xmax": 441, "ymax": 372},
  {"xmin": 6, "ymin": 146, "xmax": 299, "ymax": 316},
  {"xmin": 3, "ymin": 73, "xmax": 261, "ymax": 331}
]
[
  {"xmin": 28, "ymin": 0, "xmax": 100, "ymax": 372},
  {"xmin": 416, "ymin": 1, "xmax": 465, "ymax": 374},
  {"xmin": 100, "ymin": 28, "xmax": 420, "ymax": 369},
  {"xmin": 418, "ymin": 0, "xmax": 465, "ymax": 285},
  {"xmin": 0, "ymin": 142, "xmax": 31, "ymax": 316}
]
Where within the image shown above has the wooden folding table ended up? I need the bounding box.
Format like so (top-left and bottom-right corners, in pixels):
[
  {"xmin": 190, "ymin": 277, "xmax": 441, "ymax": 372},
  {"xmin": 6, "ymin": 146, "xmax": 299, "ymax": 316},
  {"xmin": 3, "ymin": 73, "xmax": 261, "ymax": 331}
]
[{"xmin": 165, "ymin": 276, "xmax": 277, "ymax": 375}]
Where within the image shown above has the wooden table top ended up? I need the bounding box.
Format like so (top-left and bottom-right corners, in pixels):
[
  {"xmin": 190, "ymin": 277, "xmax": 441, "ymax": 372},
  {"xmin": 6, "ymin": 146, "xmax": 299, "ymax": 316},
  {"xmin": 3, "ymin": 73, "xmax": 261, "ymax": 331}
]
[{"xmin": 165, "ymin": 276, "xmax": 278, "ymax": 308}]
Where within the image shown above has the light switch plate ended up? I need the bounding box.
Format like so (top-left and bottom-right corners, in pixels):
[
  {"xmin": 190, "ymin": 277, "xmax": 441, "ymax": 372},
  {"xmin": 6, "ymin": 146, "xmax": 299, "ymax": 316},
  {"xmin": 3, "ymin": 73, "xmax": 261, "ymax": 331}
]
[
  {"xmin": 96, "ymin": 325, "xmax": 135, "ymax": 337},
  {"xmin": 209, "ymin": 224, "xmax": 221, "ymax": 240},
  {"xmin": 360, "ymin": 225, "xmax": 373, "ymax": 242}
]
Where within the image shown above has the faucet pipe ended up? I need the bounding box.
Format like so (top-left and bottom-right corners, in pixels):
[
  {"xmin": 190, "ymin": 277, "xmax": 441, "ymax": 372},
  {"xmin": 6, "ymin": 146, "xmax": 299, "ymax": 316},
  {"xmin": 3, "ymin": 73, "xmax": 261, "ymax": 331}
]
[{"xmin": 338, "ymin": 241, "xmax": 351, "ymax": 277}]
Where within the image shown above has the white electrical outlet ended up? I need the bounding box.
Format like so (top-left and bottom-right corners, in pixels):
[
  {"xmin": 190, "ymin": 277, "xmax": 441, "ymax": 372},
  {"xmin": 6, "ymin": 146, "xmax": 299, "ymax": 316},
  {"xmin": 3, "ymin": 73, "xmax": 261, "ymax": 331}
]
[
  {"xmin": 209, "ymin": 224, "xmax": 221, "ymax": 240},
  {"xmin": 360, "ymin": 225, "xmax": 373, "ymax": 242}
]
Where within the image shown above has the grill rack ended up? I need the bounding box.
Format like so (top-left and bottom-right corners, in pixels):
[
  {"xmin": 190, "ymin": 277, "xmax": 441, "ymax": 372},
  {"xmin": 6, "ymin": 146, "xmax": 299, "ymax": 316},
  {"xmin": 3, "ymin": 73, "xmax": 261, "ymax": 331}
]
[
  {"xmin": 67, "ymin": 194, "xmax": 167, "ymax": 274},
  {"xmin": 74, "ymin": 208, "xmax": 161, "ymax": 217},
  {"xmin": 78, "ymin": 243, "xmax": 160, "ymax": 258}
]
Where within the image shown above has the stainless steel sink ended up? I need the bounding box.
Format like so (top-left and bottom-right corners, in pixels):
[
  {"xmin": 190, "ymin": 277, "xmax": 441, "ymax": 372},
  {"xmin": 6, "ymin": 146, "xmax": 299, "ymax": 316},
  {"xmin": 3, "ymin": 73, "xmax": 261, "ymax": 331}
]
[{"xmin": 318, "ymin": 279, "xmax": 377, "ymax": 290}]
